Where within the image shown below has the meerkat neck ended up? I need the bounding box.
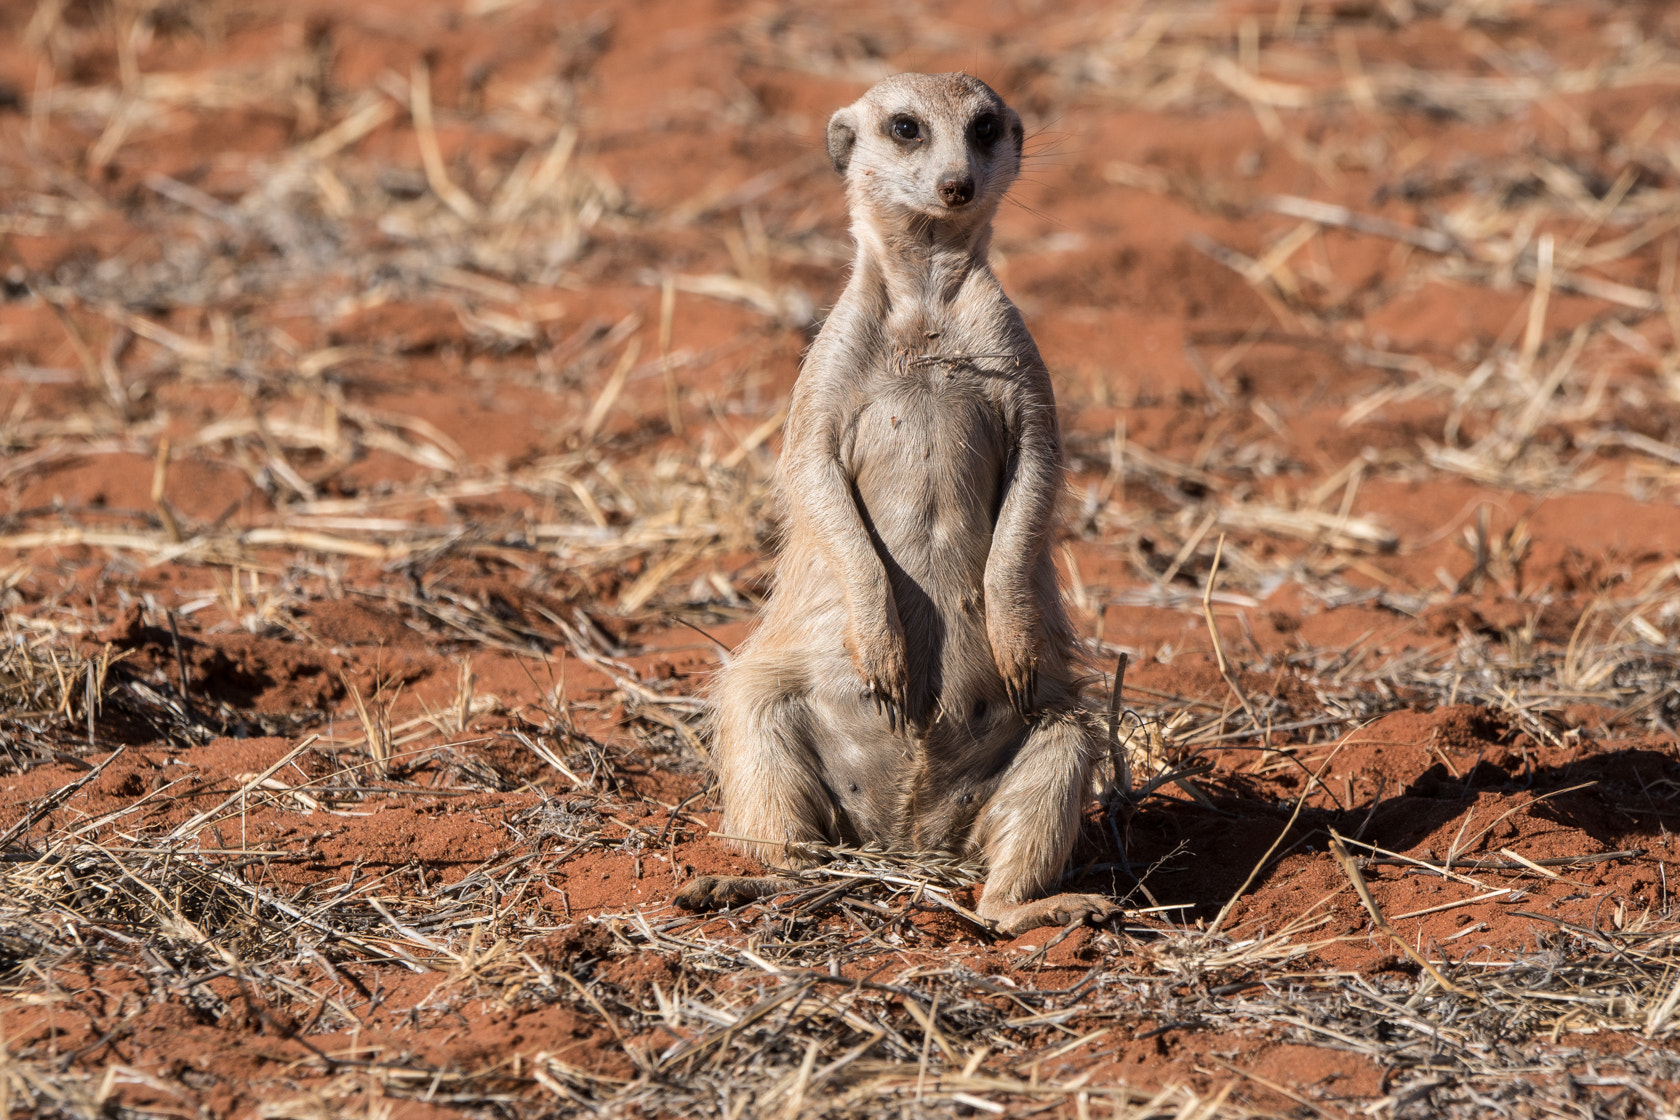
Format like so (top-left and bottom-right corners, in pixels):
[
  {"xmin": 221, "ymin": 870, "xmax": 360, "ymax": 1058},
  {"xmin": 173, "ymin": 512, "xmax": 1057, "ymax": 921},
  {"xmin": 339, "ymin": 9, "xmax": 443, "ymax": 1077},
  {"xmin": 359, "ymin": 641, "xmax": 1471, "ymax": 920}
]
[{"xmin": 849, "ymin": 211, "xmax": 995, "ymax": 328}]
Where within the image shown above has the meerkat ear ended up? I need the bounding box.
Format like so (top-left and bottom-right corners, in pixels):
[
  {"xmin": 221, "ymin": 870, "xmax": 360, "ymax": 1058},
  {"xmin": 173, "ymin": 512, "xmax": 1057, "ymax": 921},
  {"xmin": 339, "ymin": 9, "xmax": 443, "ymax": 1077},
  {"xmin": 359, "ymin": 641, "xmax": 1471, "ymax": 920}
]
[
  {"xmin": 826, "ymin": 109, "xmax": 858, "ymax": 175},
  {"xmin": 1007, "ymin": 108, "xmax": 1024, "ymax": 161}
]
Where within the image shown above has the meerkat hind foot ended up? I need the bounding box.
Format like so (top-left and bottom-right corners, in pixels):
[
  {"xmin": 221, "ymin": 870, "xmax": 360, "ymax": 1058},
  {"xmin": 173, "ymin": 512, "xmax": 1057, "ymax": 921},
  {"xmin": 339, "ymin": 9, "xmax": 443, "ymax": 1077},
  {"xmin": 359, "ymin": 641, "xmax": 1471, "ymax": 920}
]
[
  {"xmin": 673, "ymin": 874, "xmax": 802, "ymax": 911},
  {"xmin": 983, "ymin": 893, "xmax": 1122, "ymax": 938}
]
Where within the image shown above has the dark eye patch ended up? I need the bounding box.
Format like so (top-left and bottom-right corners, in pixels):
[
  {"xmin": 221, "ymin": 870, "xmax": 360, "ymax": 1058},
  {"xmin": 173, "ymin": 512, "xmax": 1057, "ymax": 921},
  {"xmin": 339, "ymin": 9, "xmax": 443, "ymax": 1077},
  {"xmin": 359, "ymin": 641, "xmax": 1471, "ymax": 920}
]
[
  {"xmin": 971, "ymin": 115, "xmax": 1001, "ymax": 144},
  {"xmin": 890, "ymin": 116, "xmax": 922, "ymax": 142}
]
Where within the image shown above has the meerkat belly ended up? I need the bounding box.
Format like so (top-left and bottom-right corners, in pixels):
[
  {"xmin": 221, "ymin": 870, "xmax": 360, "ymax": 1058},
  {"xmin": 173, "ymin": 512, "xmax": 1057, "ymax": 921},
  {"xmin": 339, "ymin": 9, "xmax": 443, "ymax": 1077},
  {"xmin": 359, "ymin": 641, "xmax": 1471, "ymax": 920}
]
[
  {"xmin": 851, "ymin": 386, "xmax": 1004, "ymax": 594},
  {"xmin": 847, "ymin": 382, "xmax": 1008, "ymax": 721}
]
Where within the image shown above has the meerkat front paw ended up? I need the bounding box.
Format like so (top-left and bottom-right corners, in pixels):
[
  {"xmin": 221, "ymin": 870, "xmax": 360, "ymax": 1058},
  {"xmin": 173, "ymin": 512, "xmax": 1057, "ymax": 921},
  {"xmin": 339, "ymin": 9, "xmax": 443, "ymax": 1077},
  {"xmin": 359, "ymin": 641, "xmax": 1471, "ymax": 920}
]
[
  {"xmin": 986, "ymin": 612, "xmax": 1040, "ymax": 718},
  {"xmin": 845, "ymin": 619, "xmax": 910, "ymax": 728}
]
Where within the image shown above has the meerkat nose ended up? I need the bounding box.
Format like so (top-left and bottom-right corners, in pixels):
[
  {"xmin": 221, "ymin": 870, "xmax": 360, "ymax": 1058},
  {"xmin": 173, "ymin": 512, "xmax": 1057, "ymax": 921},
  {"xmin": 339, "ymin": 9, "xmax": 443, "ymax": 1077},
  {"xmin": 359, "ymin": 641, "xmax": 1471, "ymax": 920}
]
[{"xmin": 938, "ymin": 176, "xmax": 975, "ymax": 207}]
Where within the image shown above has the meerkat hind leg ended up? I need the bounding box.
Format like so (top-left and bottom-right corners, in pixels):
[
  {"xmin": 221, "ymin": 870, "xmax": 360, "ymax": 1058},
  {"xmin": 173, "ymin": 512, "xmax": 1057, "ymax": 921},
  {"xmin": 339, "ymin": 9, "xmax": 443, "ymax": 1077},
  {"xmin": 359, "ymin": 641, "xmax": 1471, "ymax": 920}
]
[
  {"xmin": 974, "ymin": 713, "xmax": 1122, "ymax": 938},
  {"xmin": 984, "ymin": 892, "xmax": 1121, "ymax": 937},
  {"xmin": 678, "ymin": 682, "xmax": 837, "ymax": 913}
]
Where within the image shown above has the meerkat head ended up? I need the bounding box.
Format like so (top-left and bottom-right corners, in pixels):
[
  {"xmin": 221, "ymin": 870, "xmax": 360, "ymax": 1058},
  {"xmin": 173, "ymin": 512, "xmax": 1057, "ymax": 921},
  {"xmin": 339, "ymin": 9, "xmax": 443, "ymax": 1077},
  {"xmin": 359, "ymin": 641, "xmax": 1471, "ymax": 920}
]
[{"xmin": 825, "ymin": 73, "xmax": 1023, "ymax": 231}]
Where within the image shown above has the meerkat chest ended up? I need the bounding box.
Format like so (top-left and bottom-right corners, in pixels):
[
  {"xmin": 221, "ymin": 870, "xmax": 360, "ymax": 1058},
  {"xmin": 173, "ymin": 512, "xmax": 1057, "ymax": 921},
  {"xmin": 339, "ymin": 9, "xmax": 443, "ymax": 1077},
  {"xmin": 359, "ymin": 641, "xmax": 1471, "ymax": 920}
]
[
  {"xmin": 843, "ymin": 351, "xmax": 1013, "ymax": 558},
  {"xmin": 850, "ymin": 350, "xmax": 1006, "ymax": 461}
]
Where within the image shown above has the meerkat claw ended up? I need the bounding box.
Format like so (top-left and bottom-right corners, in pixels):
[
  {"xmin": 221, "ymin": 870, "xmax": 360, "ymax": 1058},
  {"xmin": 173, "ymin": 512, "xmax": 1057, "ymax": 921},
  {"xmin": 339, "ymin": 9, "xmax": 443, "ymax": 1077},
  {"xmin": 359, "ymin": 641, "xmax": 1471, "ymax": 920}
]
[
  {"xmin": 1004, "ymin": 670, "xmax": 1035, "ymax": 720},
  {"xmin": 863, "ymin": 685, "xmax": 892, "ymax": 728}
]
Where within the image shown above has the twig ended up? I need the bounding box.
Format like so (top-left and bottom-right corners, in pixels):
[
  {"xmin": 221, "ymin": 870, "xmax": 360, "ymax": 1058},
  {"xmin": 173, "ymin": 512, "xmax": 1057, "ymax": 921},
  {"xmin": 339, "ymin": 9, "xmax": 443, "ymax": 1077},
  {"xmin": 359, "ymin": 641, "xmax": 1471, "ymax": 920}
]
[
  {"xmin": 1204, "ymin": 722, "xmax": 1363, "ymax": 938},
  {"xmin": 582, "ymin": 337, "xmax": 642, "ymax": 443},
  {"xmin": 1202, "ymin": 535, "xmax": 1258, "ymax": 730},
  {"xmin": 659, "ymin": 276, "xmax": 683, "ymax": 436},
  {"xmin": 409, "ymin": 60, "xmax": 481, "ymax": 221},
  {"xmin": 167, "ymin": 737, "xmax": 318, "ymax": 842},
  {"xmin": 1328, "ymin": 829, "xmax": 1470, "ymax": 997},
  {"xmin": 0, "ymin": 745, "xmax": 128, "ymax": 849}
]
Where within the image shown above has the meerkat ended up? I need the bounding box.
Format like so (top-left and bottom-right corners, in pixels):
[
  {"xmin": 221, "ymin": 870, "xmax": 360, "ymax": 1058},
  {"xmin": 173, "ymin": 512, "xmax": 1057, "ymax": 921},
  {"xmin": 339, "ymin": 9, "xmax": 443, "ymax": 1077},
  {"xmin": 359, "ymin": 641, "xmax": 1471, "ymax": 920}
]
[{"xmin": 675, "ymin": 73, "xmax": 1118, "ymax": 937}]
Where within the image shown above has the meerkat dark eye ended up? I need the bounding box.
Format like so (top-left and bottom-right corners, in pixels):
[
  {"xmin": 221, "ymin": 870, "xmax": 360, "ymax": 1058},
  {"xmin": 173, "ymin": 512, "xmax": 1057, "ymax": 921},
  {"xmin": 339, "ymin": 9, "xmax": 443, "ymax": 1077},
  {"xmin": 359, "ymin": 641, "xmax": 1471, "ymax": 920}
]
[
  {"xmin": 890, "ymin": 117, "xmax": 921, "ymax": 142},
  {"xmin": 972, "ymin": 116, "xmax": 1000, "ymax": 144}
]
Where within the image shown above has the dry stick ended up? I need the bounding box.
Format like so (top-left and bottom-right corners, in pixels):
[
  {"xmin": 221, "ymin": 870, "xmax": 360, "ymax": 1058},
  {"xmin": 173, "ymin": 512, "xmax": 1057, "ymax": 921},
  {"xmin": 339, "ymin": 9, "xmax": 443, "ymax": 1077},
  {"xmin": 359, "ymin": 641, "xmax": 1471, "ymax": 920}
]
[
  {"xmin": 618, "ymin": 543, "xmax": 703, "ymax": 614},
  {"xmin": 913, "ymin": 992, "xmax": 939, "ymax": 1103},
  {"xmin": 1203, "ymin": 721, "xmax": 1365, "ymax": 939},
  {"xmin": 1457, "ymin": 781, "xmax": 1596, "ymax": 856},
  {"xmin": 785, "ymin": 1038, "xmax": 821, "ymax": 1118},
  {"xmin": 340, "ymin": 672, "xmax": 391, "ymax": 778},
  {"xmin": 1561, "ymin": 167, "xmax": 1637, "ymax": 266},
  {"xmin": 517, "ymin": 731, "xmax": 591, "ymax": 789},
  {"xmin": 165, "ymin": 609, "xmax": 189, "ymax": 702},
  {"xmin": 1208, "ymin": 1055, "xmax": 1335, "ymax": 1120},
  {"xmin": 1334, "ymin": 834, "xmax": 1492, "ymax": 890},
  {"xmin": 293, "ymin": 98, "xmax": 398, "ymax": 162},
  {"xmin": 409, "ymin": 60, "xmax": 480, "ymax": 222},
  {"xmin": 455, "ymin": 657, "xmax": 474, "ymax": 735},
  {"xmin": 1516, "ymin": 233, "xmax": 1555, "ymax": 387},
  {"xmin": 1660, "ymin": 233, "xmax": 1680, "ymax": 345},
  {"xmin": 491, "ymin": 124, "xmax": 577, "ymax": 221},
  {"xmin": 0, "ymin": 745, "xmax": 128, "ymax": 849},
  {"xmin": 249, "ymin": 407, "xmax": 317, "ymax": 501},
  {"xmin": 167, "ymin": 737, "xmax": 318, "ymax": 842},
  {"xmin": 1201, "ymin": 535, "xmax": 1259, "ymax": 732},
  {"xmin": 84, "ymin": 660, "xmax": 96, "ymax": 747},
  {"xmin": 1335, "ymin": 28, "xmax": 1376, "ymax": 116},
  {"xmin": 1387, "ymin": 887, "xmax": 1518, "ymax": 923},
  {"xmin": 1510, "ymin": 322, "xmax": 1590, "ymax": 452},
  {"xmin": 1576, "ymin": 211, "xmax": 1680, "ymax": 271},
  {"xmin": 1106, "ymin": 652, "xmax": 1130, "ymax": 797},
  {"xmin": 1243, "ymin": 220, "xmax": 1317, "ymax": 295},
  {"xmin": 1262, "ymin": 194, "xmax": 1455, "ymax": 253},
  {"xmin": 1495, "ymin": 847, "xmax": 1567, "ymax": 882},
  {"xmin": 1520, "ymin": 259, "xmax": 1662, "ymax": 312},
  {"xmin": 1363, "ymin": 849, "xmax": 1641, "ymax": 873},
  {"xmin": 557, "ymin": 968, "xmax": 632, "ymax": 1050},
  {"xmin": 149, "ymin": 438, "xmax": 184, "ymax": 543},
  {"xmin": 582, "ymin": 336, "xmax": 642, "ymax": 443},
  {"xmin": 659, "ymin": 277, "xmax": 683, "ymax": 436},
  {"xmin": 718, "ymin": 404, "xmax": 789, "ymax": 471},
  {"xmin": 1264, "ymin": 193, "xmax": 1660, "ymax": 310},
  {"xmin": 1157, "ymin": 508, "xmax": 1218, "ymax": 588},
  {"xmin": 1327, "ymin": 830, "xmax": 1470, "ymax": 997},
  {"xmin": 1180, "ymin": 340, "xmax": 1232, "ymax": 407}
]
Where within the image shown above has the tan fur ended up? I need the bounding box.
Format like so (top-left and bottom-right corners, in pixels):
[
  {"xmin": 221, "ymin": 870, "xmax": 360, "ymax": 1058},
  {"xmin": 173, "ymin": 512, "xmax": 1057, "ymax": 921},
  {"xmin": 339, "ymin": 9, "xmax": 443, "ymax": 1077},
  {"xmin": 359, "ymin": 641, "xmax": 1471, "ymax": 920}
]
[{"xmin": 676, "ymin": 74, "xmax": 1117, "ymax": 937}]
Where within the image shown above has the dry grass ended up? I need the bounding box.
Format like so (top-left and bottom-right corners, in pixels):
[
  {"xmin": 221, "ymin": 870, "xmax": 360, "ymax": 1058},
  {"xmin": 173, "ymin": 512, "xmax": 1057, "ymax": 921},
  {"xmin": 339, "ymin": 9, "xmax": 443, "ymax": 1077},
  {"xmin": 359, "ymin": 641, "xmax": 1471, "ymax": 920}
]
[
  {"xmin": 5, "ymin": 769, "xmax": 1680, "ymax": 1118},
  {"xmin": 5, "ymin": 0, "xmax": 1680, "ymax": 1117},
  {"xmin": 5, "ymin": 603, "xmax": 1680, "ymax": 1117}
]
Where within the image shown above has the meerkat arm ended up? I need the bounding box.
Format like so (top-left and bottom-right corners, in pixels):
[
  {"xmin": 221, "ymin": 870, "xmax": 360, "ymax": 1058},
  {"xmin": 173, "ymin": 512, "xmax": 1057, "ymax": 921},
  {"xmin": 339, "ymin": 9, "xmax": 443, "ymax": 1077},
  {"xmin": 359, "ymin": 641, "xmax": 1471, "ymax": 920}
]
[
  {"xmin": 983, "ymin": 383, "xmax": 1060, "ymax": 716},
  {"xmin": 781, "ymin": 393, "xmax": 911, "ymax": 721}
]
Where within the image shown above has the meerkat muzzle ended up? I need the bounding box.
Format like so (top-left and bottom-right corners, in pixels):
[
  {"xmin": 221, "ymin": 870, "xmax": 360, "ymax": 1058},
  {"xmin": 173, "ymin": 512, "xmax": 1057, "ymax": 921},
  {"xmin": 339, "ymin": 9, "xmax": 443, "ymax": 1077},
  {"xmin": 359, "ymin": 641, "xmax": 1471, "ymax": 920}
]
[{"xmin": 938, "ymin": 176, "xmax": 975, "ymax": 207}]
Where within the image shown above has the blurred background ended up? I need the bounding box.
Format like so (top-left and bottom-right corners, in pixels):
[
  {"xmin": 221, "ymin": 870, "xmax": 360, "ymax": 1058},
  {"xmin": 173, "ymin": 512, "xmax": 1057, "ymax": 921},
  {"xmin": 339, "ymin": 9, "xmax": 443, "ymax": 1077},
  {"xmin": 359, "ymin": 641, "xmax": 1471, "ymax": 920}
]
[{"xmin": 5, "ymin": 1, "xmax": 1680, "ymax": 658}]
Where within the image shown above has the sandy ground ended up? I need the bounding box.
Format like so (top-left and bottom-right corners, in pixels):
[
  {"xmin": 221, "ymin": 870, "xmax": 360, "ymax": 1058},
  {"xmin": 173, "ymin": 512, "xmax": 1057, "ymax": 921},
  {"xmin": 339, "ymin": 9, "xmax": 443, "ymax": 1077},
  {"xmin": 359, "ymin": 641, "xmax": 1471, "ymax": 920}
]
[{"xmin": 4, "ymin": 1, "xmax": 1680, "ymax": 1117}]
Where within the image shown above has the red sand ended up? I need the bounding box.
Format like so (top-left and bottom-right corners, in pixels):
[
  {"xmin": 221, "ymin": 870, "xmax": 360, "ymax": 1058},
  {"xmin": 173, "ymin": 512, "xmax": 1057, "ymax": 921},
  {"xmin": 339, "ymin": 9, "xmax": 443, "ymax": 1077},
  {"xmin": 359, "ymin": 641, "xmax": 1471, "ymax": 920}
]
[{"xmin": 3, "ymin": 0, "xmax": 1680, "ymax": 1116}]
